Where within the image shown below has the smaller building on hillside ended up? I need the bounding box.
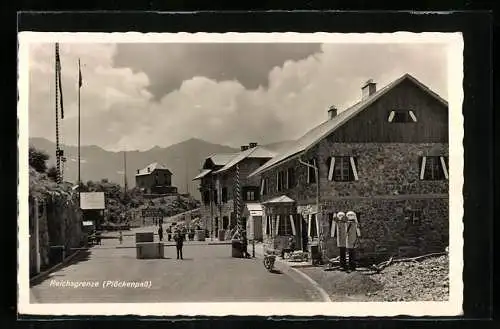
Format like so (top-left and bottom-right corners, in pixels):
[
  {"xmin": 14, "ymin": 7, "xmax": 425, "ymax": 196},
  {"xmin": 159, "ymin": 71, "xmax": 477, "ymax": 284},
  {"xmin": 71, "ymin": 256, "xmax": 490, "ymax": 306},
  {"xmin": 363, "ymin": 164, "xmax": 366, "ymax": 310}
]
[{"xmin": 135, "ymin": 162, "xmax": 178, "ymax": 195}]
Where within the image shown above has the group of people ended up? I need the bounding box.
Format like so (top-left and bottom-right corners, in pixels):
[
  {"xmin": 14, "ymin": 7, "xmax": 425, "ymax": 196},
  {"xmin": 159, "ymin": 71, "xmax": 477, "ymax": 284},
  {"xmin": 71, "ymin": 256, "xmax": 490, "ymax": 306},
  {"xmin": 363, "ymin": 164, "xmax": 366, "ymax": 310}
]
[
  {"xmin": 331, "ymin": 211, "xmax": 361, "ymax": 272},
  {"xmin": 157, "ymin": 225, "xmax": 185, "ymax": 260}
]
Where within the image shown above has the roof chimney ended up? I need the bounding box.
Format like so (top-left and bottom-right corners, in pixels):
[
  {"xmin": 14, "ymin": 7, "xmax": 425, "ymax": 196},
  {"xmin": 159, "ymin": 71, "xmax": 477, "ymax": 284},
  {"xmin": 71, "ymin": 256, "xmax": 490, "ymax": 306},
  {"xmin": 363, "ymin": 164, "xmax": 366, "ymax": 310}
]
[
  {"xmin": 361, "ymin": 79, "xmax": 377, "ymax": 100},
  {"xmin": 241, "ymin": 145, "xmax": 249, "ymax": 151},
  {"xmin": 147, "ymin": 167, "xmax": 151, "ymax": 173},
  {"xmin": 249, "ymin": 142, "xmax": 258, "ymax": 148},
  {"xmin": 328, "ymin": 106, "xmax": 338, "ymax": 120},
  {"xmin": 136, "ymin": 169, "xmax": 139, "ymax": 174}
]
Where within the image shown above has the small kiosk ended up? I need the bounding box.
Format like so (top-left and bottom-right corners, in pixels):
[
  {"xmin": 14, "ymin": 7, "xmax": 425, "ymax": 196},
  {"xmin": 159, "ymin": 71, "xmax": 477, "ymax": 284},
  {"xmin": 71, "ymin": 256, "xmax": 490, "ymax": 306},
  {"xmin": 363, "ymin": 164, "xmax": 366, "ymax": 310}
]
[{"xmin": 243, "ymin": 203, "xmax": 263, "ymax": 242}]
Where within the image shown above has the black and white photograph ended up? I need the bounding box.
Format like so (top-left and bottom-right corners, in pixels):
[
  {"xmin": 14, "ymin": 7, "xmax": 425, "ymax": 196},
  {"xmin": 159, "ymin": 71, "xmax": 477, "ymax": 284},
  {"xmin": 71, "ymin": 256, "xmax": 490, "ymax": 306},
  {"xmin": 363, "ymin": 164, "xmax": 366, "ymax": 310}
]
[{"xmin": 18, "ymin": 32, "xmax": 464, "ymax": 316}]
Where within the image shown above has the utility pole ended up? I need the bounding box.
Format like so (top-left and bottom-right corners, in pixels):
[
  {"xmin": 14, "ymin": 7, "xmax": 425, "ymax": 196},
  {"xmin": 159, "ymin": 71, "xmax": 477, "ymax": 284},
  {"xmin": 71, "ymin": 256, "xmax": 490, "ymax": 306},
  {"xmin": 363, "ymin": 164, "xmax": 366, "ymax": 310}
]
[
  {"xmin": 123, "ymin": 150, "xmax": 128, "ymax": 192},
  {"xmin": 54, "ymin": 43, "xmax": 61, "ymax": 184},
  {"xmin": 78, "ymin": 58, "xmax": 82, "ymax": 190}
]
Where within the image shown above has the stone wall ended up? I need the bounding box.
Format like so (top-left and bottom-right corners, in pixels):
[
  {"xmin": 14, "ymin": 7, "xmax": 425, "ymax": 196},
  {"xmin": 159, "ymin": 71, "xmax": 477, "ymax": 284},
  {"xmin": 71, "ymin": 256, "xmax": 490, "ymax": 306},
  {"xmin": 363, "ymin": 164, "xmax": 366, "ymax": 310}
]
[
  {"xmin": 29, "ymin": 192, "xmax": 84, "ymax": 274},
  {"xmin": 260, "ymin": 143, "xmax": 448, "ymax": 204},
  {"xmin": 258, "ymin": 142, "xmax": 449, "ymax": 261},
  {"xmin": 321, "ymin": 196, "xmax": 449, "ymax": 261}
]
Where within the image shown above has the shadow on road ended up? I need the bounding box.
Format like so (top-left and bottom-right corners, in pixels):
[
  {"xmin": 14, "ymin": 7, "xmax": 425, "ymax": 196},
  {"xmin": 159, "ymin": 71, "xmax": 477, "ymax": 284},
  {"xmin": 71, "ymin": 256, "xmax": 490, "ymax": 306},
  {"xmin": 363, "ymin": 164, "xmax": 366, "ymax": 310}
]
[
  {"xmin": 30, "ymin": 249, "xmax": 91, "ymax": 287},
  {"xmin": 268, "ymin": 269, "xmax": 283, "ymax": 275}
]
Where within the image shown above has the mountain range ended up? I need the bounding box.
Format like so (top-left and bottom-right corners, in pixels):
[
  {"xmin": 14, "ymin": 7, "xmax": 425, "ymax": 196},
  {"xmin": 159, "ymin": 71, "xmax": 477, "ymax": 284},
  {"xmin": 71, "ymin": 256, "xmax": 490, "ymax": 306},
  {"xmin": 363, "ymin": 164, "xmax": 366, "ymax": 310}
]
[{"xmin": 29, "ymin": 137, "xmax": 294, "ymax": 200}]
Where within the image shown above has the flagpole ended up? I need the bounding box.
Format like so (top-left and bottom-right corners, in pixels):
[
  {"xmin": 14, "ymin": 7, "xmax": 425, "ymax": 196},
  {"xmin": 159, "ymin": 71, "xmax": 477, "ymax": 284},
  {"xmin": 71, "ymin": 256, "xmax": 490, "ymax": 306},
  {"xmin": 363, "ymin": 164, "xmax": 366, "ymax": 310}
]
[{"xmin": 78, "ymin": 58, "xmax": 81, "ymax": 193}]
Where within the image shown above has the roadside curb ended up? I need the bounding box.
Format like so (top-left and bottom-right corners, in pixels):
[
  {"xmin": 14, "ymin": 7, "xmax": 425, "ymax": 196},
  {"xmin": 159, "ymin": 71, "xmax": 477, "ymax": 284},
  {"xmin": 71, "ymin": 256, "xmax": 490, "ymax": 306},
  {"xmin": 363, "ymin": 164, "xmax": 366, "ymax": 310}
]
[
  {"xmin": 29, "ymin": 250, "xmax": 81, "ymax": 286},
  {"xmin": 253, "ymin": 248, "xmax": 331, "ymax": 302}
]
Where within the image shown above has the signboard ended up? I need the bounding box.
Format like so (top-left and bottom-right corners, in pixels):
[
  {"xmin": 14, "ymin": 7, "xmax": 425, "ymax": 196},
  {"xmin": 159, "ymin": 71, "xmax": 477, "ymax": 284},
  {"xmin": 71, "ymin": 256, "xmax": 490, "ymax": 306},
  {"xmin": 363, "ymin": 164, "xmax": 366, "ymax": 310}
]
[
  {"xmin": 80, "ymin": 192, "xmax": 105, "ymax": 210},
  {"xmin": 141, "ymin": 208, "xmax": 164, "ymax": 218}
]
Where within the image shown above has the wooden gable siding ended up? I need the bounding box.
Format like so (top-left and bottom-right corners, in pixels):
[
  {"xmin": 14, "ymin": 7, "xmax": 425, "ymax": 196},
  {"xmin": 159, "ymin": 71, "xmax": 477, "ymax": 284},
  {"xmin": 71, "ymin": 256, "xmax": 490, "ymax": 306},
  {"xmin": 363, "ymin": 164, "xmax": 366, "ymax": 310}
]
[
  {"xmin": 328, "ymin": 79, "xmax": 448, "ymax": 143},
  {"xmin": 259, "ymin": 154, "xmax": 317, "ymax": 205},
  {"xmin": 219, "ymin": 158, "xmax": 269, "ymax": 202}
]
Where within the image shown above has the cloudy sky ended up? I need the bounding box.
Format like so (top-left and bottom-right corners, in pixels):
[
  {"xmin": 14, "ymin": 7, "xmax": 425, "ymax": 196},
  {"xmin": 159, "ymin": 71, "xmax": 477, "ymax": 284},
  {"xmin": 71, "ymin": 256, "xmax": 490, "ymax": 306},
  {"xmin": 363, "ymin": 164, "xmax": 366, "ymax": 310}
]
[{"xmin": 28, "ymin": 42, "xmax": 448, "ymax": 151}]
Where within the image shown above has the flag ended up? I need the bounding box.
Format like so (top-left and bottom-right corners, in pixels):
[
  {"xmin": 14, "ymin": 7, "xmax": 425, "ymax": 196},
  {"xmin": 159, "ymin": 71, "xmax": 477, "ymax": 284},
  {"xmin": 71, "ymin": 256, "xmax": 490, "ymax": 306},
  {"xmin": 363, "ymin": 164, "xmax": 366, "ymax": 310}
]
[
  {"xmin": 78, "ymin": 59, "xmax": 82, "ymax": 88},
  {"xmin": 55, "ymin": 43, "xmax": 64, "ymax": 119}
]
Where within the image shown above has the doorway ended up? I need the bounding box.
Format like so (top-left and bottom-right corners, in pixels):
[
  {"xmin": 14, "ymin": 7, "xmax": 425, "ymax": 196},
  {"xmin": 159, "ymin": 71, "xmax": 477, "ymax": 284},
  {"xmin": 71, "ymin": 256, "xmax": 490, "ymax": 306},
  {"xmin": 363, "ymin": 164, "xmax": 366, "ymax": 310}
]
[{"xmin": 301, "ymin": 215, "xmax": 308, "ymax": 252}]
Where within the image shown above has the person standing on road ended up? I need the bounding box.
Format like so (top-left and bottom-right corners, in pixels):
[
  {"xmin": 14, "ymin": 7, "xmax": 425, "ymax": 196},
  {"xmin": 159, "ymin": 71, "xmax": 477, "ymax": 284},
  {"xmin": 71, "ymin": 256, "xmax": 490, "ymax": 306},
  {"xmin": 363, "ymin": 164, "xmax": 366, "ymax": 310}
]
[
  {"xmin": 333, "ymin": 212, "xmax": 348, "ymax": 271},
  {"xmin": 345, "ymin": 211, "xmax": 361, "ymax": 271},
  {"xmin": 158, "ymin": 225, "xmax": 164, "ymax": 241},
  {"xmin": 174, "ymin": 230, "xmax": 184, "ymax": 260}
]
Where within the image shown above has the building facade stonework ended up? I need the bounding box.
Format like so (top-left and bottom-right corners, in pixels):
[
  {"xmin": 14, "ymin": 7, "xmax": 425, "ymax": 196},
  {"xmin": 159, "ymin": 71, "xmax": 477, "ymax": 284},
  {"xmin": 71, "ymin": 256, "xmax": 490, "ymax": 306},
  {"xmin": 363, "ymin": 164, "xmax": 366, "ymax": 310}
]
[{"xmin": 250, "ymin": 74, "xmax": 449, "ymax": 262}]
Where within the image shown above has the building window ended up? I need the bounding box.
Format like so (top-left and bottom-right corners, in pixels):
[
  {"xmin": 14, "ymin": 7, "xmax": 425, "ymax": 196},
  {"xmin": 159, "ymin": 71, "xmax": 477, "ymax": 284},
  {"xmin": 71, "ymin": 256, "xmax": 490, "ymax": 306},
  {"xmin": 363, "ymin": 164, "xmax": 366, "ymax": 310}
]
[
  {"xmin": 223, "ymin": 216, "xmax": 229, "ymax": 229},
  {"xmin": 276, "ymin": 215, "xmax": 293, "ymax": 236},
  {"xmin": 221, "ymin": 187, "xmax": 228, "ymax": 203},
  {"xmin": 405, "ymin": 209, "xmax": 422, "ymax": 225},
  {"xmin": 328, "ymin": 156, "xmax": 359, "ymax": 182},
  {"xmin": 213, "ymin": 189, "xmax": 218, "ymax": 205},
  {"xmin": 276, "ymin": 170, "xmax": 286, "ymax": 192},
  {"xmin": 388, "ymin": 110, "xmax": 417, "ymax": 123},
  {"xmin": 287, "ymin": 167, "xmax": 296, "ymax": 189},
  {"xmin": 307, "ymin": 159, "xmax": 317, "ymax": 184},
  {"xmin": 420, "ymin": 156, "xmax": 448, "ymax": 180},
  {"xmin": 203, "ymin": 191, "xmax": 210, "ymax": 205},
  {"xmin": 260, "ymin": 178, "xmax": 268, "ymax": 196},
  {"xmin": 243, "ymin": 187, "xmax": 258, "ymax": 201}
]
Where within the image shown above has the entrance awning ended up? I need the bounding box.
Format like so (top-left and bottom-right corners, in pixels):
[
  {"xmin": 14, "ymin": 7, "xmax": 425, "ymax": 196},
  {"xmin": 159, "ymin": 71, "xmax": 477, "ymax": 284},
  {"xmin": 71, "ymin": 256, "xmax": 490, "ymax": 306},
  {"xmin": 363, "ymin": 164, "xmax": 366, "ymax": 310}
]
[{"xmin": 262, "ymin": 195, "xmax": 295, "ymax": 204}]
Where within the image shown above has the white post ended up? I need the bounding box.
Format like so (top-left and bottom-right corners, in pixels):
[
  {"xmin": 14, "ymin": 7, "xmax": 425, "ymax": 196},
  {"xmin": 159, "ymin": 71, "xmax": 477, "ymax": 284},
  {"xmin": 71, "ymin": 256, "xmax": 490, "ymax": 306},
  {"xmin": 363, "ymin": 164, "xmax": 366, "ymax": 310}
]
[{"xmin": 34, "ymin": 198, "xmax": 41, "ymax": 274}]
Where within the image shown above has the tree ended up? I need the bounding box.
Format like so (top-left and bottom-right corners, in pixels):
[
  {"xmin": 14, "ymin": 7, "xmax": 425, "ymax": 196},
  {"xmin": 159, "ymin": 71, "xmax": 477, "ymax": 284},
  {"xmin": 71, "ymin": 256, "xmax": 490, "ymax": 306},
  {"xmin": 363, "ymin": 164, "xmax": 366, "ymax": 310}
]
[
  {"xmin": 29, "ymin": 147, "xmax": 49, "ymax": 173},
  {"xmin": 47, "ymin": 166, "xmax": 59, "ymax": 182}
]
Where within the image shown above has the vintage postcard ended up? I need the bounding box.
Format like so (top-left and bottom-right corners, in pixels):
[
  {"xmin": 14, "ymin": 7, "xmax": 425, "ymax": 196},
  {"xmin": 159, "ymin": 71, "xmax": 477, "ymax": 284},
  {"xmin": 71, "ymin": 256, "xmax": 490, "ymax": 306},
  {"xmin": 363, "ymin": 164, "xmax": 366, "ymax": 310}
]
[{"xmin": 18, "ymin": 31, "xmax": 463, "ymax": 317}]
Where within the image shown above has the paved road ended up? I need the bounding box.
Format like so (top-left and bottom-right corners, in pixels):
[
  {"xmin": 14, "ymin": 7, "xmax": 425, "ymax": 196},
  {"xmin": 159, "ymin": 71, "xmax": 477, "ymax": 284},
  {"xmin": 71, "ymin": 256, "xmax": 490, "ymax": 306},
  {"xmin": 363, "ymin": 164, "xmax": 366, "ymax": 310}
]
[{"xmin": 30, "ymin": 227, "xmax": 321, "ymax": 303}]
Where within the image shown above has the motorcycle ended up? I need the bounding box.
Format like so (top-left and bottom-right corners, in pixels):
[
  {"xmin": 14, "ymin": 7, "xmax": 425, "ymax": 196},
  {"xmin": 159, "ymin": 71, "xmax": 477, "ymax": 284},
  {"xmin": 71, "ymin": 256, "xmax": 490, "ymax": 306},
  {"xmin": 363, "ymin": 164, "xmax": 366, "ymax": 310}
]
[{"xmin": 263, "ymin": 254, "xmax": 276, "ymax": 271}]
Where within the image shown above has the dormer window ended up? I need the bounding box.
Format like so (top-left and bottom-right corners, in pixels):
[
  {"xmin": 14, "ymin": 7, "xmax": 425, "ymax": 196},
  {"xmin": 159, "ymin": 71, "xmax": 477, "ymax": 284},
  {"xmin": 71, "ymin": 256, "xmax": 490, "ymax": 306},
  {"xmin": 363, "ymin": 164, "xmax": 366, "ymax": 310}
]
[{"xmin": 388, "ymin": 110, "xmax": 417, "ymax": 123}]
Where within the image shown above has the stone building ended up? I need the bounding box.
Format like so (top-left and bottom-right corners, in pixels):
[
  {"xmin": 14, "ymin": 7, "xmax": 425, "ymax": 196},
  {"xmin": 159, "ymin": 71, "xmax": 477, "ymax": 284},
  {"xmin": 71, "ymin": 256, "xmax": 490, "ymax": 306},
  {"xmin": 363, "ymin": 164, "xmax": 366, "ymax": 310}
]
[
  {"xmin": 193, "ymin": 143, "xmax": 276, "ymax": 239},
  {"xmin": 135, "ymin": 162, "xmax": 178, "ymax": 195},
  {"xmin": 249, "ymin": 73, "xmax": 449, "ymax": 262}
]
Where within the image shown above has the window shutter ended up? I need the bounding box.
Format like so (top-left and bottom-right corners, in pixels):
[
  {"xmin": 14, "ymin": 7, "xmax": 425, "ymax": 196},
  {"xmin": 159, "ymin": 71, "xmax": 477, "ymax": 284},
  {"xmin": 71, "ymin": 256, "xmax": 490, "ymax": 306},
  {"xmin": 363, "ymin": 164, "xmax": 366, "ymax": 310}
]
[
  {"xmin": 276, "ymin": 172, "xmax": 279, "ymax": 191},
  {"xmin": 330, "ymin": 219, "xmax": 336, "ymax": 237},
  {"xmin": 420, "ymin": 156, "xmax": 427, "ymax": 180},
  {"xmin": 388, "ymin": 110, "xmax": 395, "ymax": 122},
  {"xmin": 275, "ymin": 215, "xmax": 280, "ymax": 236},
  {"xmin": 285, "ymin": 170, "xmax": 289, "ymax": 190},
  {"xmin": 289, "ymin": 215, "xmax": 296, "ymax": 236},
  {"xmin": 307, "ymin": 214, "xmax": 312, "ymax": 237},
  {"xmin": 312, "ymin": 158, "xmax": 317, "ymax": 183},
  {"xmin": 315, "ymin": 214, "xmax": 320, "ymax": 238},
  {"xmin": 307, "ymin": 161, "xmax": 311, "ymax": 183},
  {"xmin": 328, "ymin": 156, "xmax": 335, "ymax": 181},
  {"xmin": 260, "ymin": 179, "xmax": 265, "ymax": 195},
  {"xmin": 409, "ymin": 110, "xmax": 417, "ymax": 122},
  {"xmin": 440, "ymin": 156, "xmax": 449, "ymax": 179},
  {"xmin": 349, "ymin": 156, "xmax": 359, "ymax": 181}
]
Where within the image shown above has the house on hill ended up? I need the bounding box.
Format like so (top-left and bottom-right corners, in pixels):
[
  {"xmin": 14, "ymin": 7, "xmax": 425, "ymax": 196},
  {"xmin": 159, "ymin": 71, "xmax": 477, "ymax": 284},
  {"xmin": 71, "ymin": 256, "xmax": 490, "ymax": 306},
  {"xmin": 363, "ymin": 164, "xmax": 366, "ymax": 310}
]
[
  {"xmin": 135, "ymin": 162, "xmax": 178, "ymax": 195},
  {"xmin": 249, "ymin": 73, "xmax": 449, "ymax": 261},
  {"xmin": 193, "ymin": 142, "xmax": 276, "ymax": 239}
]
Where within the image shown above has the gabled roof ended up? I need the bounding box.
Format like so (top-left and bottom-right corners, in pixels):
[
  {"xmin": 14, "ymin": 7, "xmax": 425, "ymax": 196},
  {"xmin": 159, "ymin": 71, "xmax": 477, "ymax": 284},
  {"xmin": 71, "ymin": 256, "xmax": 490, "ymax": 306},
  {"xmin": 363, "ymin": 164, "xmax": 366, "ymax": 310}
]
[
  {"xmin": 249, "ymin": 73, "xmax": 448, "ymax": 178},
  {"xmin": 214, "ymin": 146, "xmax": 277, "ymax": 174},
  {"xmin": 136, "ymin": 162, "xmax": 172, "ymax": 176},
  {"xmin": 205, "ymin": 153, "xmax": 239, "ymax": 167},
  {"xmin": 262, "ymin": 195, "xmax": 296, "ymax": 204},
  {"xmin": 192, "ymin": 169, "xmax": 212, "ymax": 181}
]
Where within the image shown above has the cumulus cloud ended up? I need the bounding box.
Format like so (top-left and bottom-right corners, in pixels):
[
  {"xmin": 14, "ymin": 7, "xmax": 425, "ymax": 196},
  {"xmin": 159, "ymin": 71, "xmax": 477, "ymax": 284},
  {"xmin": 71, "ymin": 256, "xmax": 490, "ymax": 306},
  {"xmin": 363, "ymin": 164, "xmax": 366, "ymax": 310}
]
[
  {"xmin": 112, "ymin": 43, "xmax": 322, "ymax": 100},
  {"xmin": 27, "ymin": 41, "xmax": 448, "ymax": 152}
]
